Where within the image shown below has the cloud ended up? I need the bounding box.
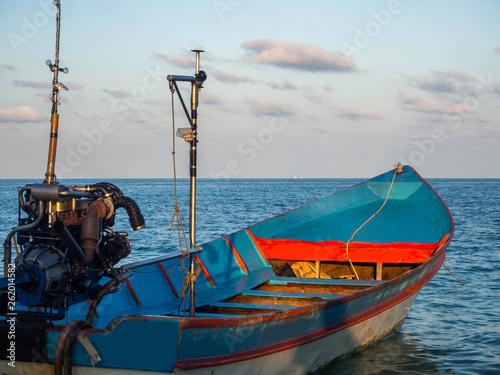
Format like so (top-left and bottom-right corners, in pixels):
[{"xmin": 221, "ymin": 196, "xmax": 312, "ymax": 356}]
[
  {"xmin": 398, "ymin": 91, "xmax": 468, "ymax": 115},
  {"xmin": 406, "ymin": 70, "xmax": 476, "ymax": 95},
  {"xmin": 1, "ymin": 64, "xmax": 16, "ymax": 71},
  {"xmin": 268, "ymin": 78, "xmax": 298, "ymax": 90},
  {"xmin": 200, "ymin": 92, "xmax": 222, "ymax": 105},
  {"xmin": 241, "ymin": 39, "xmax": 358, "ymax": 72},
  {"xmin": 213, "ymin": 70, "xmax": 256, "ymax": 83},
  {"xmin": 0, "ymin": 106, "xmax": 45, "ymax": 123},
  {"xmin": 322, "ymin": 84, "xmax": 335, "ymax": 92},
  {"xmin": 102, "ymin": 89, "xmax": 131, "ymax": 99},
  {"xmin": 66, "ymin": 82, "xmax": 85, "ymax": 90},
  {"xmin": 433, "ymin": 70, "xmax": 475, "ymax": 82},
  {"xmin": 13, "ymin": 79, "xmax": 84, "ymax": 92},
  {"xmin": 337, "ymin": 106, "xmax": 383, "ymax": 120},
  {"xmin": 249, "ymin": 98, "xmax": 296, "ymax": 117},
  {"xmin": 152, "ymin": 52, "xmax": 193, "ymax": 68},
  {"xmin": 492, "ymin": 82, "xmax": 500, "ymax": 95},
  {"xmin": 414, "ymin": 113, "xmax": 487, "ymax": 124},
  {"xmin": 304, "ymin": 93, "xmax": 327, "ymax": 104},
  {"xmin": 12, "ymin": 80, "xmax": 51, "ymax": 89}
]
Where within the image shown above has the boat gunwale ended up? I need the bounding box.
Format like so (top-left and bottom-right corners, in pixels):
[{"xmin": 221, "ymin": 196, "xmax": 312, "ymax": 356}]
[{"xmin": 122, "ymin": 246, "xmax": 203, "ymax": 270}]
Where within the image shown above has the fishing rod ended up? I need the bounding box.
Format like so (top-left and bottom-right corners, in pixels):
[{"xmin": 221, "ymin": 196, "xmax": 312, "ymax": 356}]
[
  {"xmin": 1, "ymin": 1, "xmax": 145, "ymax": 320},
  {"xmin": 44, "ymin": 0, "xmax": 69, "ymax": 185}
]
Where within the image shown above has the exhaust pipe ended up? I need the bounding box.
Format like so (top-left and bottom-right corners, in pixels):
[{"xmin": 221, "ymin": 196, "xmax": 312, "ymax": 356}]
[{"xmin": 53, "ymin": 220, "xmax": 93, "ymax": 265}]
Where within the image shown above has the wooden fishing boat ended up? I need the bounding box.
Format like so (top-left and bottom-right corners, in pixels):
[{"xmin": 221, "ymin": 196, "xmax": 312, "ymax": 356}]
[
  {"xmin": 0, "ymin": 2, "xmax": 453, "ymax": 374},
  {"xmin": 0, "ymin": 165, "xmax": 454, "ymax": 374}
]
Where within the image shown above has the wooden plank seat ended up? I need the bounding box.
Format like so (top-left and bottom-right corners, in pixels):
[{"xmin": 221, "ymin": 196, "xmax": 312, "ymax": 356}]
[
  {"xmin": 193, "ymin": 312, "xmax": 244, "ymax": 318},
  {"xmin": 258, "ymin": 277, "xmax": 382, "ymax": 295},
  {"xmin": 268, "ymin": 277, "xmax": 384, "ymax": 287},
  {"xmin": 210, "ymin": 301, "xmax": 295, "ymax": 310},
  {"xmin": 242, "ymin": 289, "xmax": 341, "ymax": 300},
  {"xmin": 201, "ymin": 301, "xmax": 296, "ymax": 315}
]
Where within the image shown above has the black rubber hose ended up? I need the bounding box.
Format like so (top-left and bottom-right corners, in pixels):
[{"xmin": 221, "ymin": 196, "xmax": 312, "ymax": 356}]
[
  {"xmin": 95, "ymin": 182, "xmax": 122, "ymax": 196},
  {"xmin": 113, "ymin": 196, "xmax": 145, "ymax": 231}
]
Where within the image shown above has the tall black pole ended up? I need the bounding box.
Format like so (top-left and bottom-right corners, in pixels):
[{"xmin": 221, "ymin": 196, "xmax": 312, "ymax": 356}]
[{"xmin": 166, "ymin": 50, "xmax": 206, "ymax": 317}]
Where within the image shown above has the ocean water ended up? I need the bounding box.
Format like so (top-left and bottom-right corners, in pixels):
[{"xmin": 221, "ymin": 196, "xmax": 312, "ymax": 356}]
[{"xmin": 1, "ymin": 177, "xmax": 499, "ymax": 374}]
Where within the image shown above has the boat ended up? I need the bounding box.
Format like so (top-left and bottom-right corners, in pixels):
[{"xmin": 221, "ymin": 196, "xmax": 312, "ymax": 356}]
[{"xmin": 0, "ymin": 2, "xmax": 454, "ymax": 374}]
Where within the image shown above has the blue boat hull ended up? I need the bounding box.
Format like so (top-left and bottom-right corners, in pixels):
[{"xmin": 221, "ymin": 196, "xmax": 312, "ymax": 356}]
[{"xmin": 0, "ymin": 166, "xmax": 454, "ymax": 374}]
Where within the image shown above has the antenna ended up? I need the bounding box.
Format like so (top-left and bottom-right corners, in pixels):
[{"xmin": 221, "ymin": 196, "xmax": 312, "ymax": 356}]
[
  {"xmin": 167, "ymin": 50, "xmax": 207, "ymax": 250},
  {"xmin": 167, "ymin": 50, "xmax": 207, "ymax": 317},
  {"xmin": 44, "ymin": 0, "xmax": 69, "ymax": 185}
]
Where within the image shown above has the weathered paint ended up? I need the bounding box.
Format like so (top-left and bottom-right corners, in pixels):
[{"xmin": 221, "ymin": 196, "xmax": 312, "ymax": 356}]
[{"xmin": 0, "ymin": 166, "xmax": 454, "ymax": 374}]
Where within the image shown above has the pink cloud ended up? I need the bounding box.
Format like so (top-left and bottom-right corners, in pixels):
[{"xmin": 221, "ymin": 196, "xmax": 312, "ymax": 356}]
[
  {"xmin": 406, "ymin": 70, "xmax": 476, "ymax": 94},
  {"xmin": 433, "ymin": 70, "xmax": 475, "ymax": 82},
  {"xmin": 268, "ymin": 78, "xmax": 298, "ymax": 90},
  {"xmin": 213, "ymin": 71, "xmax": 256, "ymax": 83},
  {"xmin": 337, "ymin": 107, "xmax": 383, "ymax": 120},
  {"xmin": 241, "ymin": 39, "xmax": 358, "ymax": 72},
  {"xmin": 12, "ymin": 80, "xmax": 51, "ymax": 89},
  {"xmin": 200, "ymin": 92, "xmax": 222, "ymax": 105},
  {"xmin": 322, "ymin": 84, "xmax": 335, "ymax": 92},
  {"xmin": 0, "ymin": 106, "xmax": 45, "ymax": 123},
  {"xmin": 102, "ymin": 89, "xmax": 131, "ymax": 99},
  {"xmin": 249, "ymin": 98, "xmax": 296, "ymax": 117},
  {"xmin": 152, "ymin": 52, "xmax": 193, "ymax": 68},
  {"xmin": 398, "ymin": 91, "xmax": 468, "ymax": 115}
]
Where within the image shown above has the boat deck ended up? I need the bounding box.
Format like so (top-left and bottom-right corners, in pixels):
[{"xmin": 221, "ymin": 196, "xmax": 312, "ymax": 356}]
[{"xmin": 196, "ymin": 276, "xmax": 385, "ymax": 316}]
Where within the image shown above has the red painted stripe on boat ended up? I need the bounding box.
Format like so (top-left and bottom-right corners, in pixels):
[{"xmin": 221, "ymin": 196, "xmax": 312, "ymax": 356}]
[
  {"xmin": 195, "ymin": 255, "xmax": 216, "ymax": 287},
  {"xmin": 157, "ymin": 262, "xmax": 180, "ymax": 297},
  {"xmin": 246, "ymin": 229, "xmax": 271, "ymax": 265},
  {"xmin": 224, "ymin": 237, "xmax": 249, "ymax": 275},
  {"xmin": 35, "ymin": 306, "xmax": 43, "ymax": 313},
  {"xmin": 256, "ymin": 235, "xmax": 449, "ymax": 264},
  {"xmin": 175, "ymin": 251, "xmax": 445, "ymax": 370},
  {"xmin": 124, "ymin": 278, "xmax": 141, "ymax": 307}
]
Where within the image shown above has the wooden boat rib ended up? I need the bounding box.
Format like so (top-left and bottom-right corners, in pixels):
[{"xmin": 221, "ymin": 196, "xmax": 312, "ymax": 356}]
[{"xmin": 1, "ymin": 165, "xmax": 453, "ymax": 374}]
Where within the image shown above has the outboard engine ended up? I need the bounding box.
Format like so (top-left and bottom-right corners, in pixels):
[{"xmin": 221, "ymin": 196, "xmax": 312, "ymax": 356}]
[
  {"xmin": 2, "ymin": 182, "xmax": 144, "ymax": 319},
  {"xmin": 0, "ymin": 1, "xmax": 145, "ymax": 321}
]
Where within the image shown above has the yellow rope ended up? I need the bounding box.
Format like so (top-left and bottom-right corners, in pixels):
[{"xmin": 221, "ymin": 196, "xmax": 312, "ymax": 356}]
[
  {"xmin": 443, "ymin": 263, "xmax": 465, "ymax": 286},
  {"xmin": 345, "ymin": 167, "xmax": 399, "ymax": 280},
  {"xmin": 169, "ymin": 82, "xmax": 189, "ymax": 257},
  {"xmin": 169, "ymin": 82, "xmax": 191, "ymax": 317}
]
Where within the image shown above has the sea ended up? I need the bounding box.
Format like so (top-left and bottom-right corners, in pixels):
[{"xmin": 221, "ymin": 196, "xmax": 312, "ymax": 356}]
[{"xmin": 0, "ymin": 177, "xmax": 499, "ymax": 375}]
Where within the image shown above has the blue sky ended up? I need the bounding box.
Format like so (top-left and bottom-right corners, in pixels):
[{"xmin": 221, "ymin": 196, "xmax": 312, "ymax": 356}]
[{"xmin": 0, "ymin": 0, "xmax": 499, "ymax": 179}]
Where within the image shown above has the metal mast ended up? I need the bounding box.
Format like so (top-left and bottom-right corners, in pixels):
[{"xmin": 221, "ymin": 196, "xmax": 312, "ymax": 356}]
[
  {"xmin": 167, "ymin": 50, "xmax": 207, "ymax": 317},
  {"xmin": 44, "ymin": 0, "xmax": 69, "ymax": 185}
]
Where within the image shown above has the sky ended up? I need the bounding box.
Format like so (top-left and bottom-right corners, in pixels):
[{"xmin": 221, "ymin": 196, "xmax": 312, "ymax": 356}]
[{"xmin": 0, "ymin": 0, "xmax": 499, "ymax": 179}]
